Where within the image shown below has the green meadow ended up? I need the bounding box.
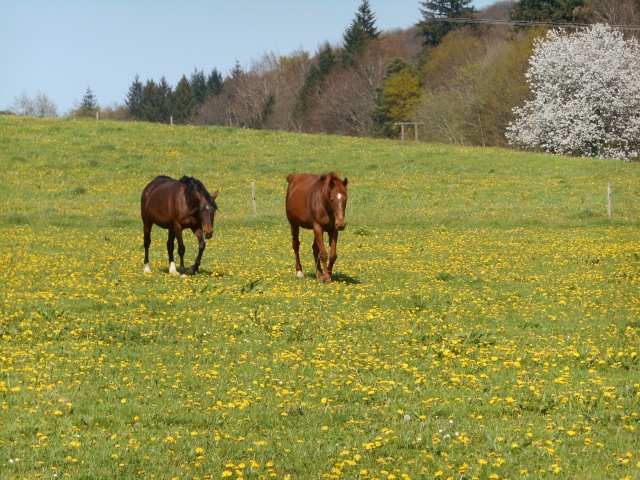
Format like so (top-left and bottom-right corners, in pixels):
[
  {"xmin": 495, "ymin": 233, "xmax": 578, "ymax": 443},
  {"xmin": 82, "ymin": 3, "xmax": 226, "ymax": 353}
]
[{"xmin": 0, "ymin": 115, "xmax": 639, "ymax": 479}]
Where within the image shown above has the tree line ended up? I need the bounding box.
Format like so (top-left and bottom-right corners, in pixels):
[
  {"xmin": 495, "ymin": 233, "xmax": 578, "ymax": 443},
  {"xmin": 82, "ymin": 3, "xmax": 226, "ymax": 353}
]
[{"xmin": 9, "ymin": 0, "xmax": 640, "ymax": 156}]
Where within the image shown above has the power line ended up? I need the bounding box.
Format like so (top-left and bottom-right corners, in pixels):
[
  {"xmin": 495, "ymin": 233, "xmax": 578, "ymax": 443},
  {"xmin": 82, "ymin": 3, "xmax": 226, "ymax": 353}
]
[{"xmin": 425, "ymin": 17, "xmax": 640, "ymax": 32}]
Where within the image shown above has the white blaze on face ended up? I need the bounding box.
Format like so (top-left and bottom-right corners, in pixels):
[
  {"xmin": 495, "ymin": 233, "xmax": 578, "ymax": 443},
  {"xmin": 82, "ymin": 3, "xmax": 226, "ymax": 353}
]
[{"xmin": 337, "ymin": 193, "xmax": 344, "ymax": 212}]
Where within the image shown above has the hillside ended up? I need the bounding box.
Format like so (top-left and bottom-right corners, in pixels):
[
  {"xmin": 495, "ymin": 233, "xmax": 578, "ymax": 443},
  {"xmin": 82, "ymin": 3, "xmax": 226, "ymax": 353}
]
[{"xmin": 1, "ymin": 115, "xmax": 639, "ymax": 479}]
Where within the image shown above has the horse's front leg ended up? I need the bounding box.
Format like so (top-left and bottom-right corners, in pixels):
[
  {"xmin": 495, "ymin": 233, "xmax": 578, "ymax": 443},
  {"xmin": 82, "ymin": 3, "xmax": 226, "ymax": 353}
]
[
  {"xmin": 290, "ymin": 224, "xmax": 303, "ymax": 278},
  {"xmin": 313, "ymin": 226, "xmax": 331, "ymax": 283},
  {"xmin": 327, "ymin": 229, "xmax": 339, "ymax": 280},
  {"xmin": 143, "ymin": 222, "xmax": 152, "ymax": 273},
  {"xmin": 188, "ymin": 228, "xmax": 206, "ymax": 275},
  {"xmin": 167, "ymin": 230, "xmax": 179, "ymax": 274},
  {"xmin": 174, "ymin": 227, "xmax": 187, "ymax": 274}
]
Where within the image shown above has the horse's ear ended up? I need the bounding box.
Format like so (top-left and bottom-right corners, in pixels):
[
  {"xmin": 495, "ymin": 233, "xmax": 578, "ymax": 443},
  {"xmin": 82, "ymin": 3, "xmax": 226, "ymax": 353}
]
[
  {"xmin": 343, "ymin": 178, "xmax": 348, "ymax": 187},
  {"xmin": 212, "ymin": 190, "xmax": 218, "ymax": 200}
]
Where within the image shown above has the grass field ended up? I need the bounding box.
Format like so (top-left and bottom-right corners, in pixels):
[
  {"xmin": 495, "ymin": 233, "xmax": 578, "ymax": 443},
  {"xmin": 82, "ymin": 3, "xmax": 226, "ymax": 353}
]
[{"xmin": 0, "ymin": 114, "xmax": 639, "ymax": 479}]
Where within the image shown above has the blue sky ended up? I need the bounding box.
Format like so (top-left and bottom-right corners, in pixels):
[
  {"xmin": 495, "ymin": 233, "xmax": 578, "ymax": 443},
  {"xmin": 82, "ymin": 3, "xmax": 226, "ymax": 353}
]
[{"xmin": 1, "ymin": 0, "xmax": 496, "ymax": 114}]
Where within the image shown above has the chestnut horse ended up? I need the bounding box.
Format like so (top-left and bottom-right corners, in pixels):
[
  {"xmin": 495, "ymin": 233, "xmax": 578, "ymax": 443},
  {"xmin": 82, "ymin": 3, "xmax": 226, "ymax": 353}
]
[
  {"xmin": 285, "ymin": 172, "xmax": 348, "ymax": 283},
  {"xmin": 141, "ymin": 175, "xmax": 218, "ymax": 275}
]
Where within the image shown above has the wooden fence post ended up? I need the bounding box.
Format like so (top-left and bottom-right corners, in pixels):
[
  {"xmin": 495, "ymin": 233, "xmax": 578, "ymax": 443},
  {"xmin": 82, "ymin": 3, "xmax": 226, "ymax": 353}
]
[
  {"xmin": 393, "ymin": 122, "xmax": 424, "ymax": 141},
  {"xmin": 252, "ymin": 182, "xmax": 257, "ymax": 218}
]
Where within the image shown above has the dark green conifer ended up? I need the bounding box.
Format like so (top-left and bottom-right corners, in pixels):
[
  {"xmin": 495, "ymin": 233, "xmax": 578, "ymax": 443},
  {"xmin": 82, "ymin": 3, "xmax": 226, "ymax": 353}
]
[
  {"xmin": 173, "ymin": 75, "xmax": 195, "ymax": 124},
  {"xmin": 418, "ymin": 0, "xmax": 476, "ymax": 47},
  {"xmin": 125, "ymin": 74, "xmax": 144, "ymax": 120},
  {"xmin": 190, "ymin": 68, "xmax": 207, "ymax": 105},
  {"xmin": 78, "ymin": 86, "xmax": 98, "ymax": 117}
]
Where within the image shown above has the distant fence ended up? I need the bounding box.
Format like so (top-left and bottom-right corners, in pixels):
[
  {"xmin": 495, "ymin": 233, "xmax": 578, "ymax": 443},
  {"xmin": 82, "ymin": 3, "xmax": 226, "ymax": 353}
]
[{"xmin": 394, "ymin": 122, "xmax": 424, "ymax": 141}]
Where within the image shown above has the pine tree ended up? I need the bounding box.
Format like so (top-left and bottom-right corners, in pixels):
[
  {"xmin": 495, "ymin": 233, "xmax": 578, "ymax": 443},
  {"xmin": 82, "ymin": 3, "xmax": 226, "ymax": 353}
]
[
  {"xmin": 511, "ymin": 0, "xmax": 583, "ymax": 26},
  {"xmin": 316, "ymin": 42, "xmax": 336, "ymax": 76},
  {"xmin": 78, "ymin": 86, "xmax": 98, "ymax": 117},
  {"xmin": 343, "ymin": 0, "xmax": 379, "ymax": 56},
  {"xmin": 418, "ymin": 0, "xmax": 476, "ymax": 47},
  {"xmin": 157, "ymin": 77, "xmax": 173, "ymax": 123},
  {"xmin": 230, "ymin": 60, "xmax": 244, "ymax": 79},
  {"xmin": 125, "ymin": 74, "xmax": 144, "ymax": 120},
  {"xmin": 190, "ymin": 68, "xmax": 207, "ymax": 105},
  {"xmin": 173, "ymin": 75, "xmax": 195, "ymax": 124},
  {"xmin": 250, "ymin": 92, "xmax": 276, "ymax": 129},
  {"xmin": 141, "ymin": 79, "xmax": 160, "ymax": 122},
  {"xmin": 343, "ymin": 22, "xmax": 368, "ymax": 56},
  {"xmin": 206, "ymin": 68, "xmax": 223, "ymax": 97},
  {"xmin": 355, "ymin": 0, "xmax": 379, "ymax": 38},
  {"xmin": 295, "ymin": 42, "xmax": 336, "ymax": 117}
]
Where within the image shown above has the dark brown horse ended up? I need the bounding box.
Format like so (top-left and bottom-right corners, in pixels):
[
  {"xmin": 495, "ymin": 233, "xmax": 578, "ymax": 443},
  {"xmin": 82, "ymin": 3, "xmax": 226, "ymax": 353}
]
[
  {"xmin": 285, "ymin": 172, "xmax": 348, "ymax": 283},
  {"xmin": 141, "ymin": 175, "xmax": 218, "ymax": 275}
]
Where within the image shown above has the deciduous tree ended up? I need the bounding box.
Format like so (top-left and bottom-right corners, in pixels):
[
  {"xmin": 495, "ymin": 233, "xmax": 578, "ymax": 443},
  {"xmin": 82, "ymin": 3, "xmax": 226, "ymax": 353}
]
[
  {"xmin": 11, "ymin": 91, "xmax": 58, "ymax": 117},
  {"xmin": 373, "ymin": 59, "xmax": 423, "ymax": 137},
  {"xmin": 34, "ymin": 92, "xmax": 58, "ymax": 118},
  {"xmin": 506, "ymin": 24, "xmax": 640, "ymax": 160}
]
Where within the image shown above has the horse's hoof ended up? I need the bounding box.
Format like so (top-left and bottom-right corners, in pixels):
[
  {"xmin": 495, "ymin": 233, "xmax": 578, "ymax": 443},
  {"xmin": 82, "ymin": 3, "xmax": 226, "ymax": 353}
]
[
  {"xmin": 169, "ymin": 262, "xmax": 179, "ymax": 275},
  {"xmin": 143, "ymin": 264, "xmax": 151, "ymax": 274},
  {"xmin": 296, "ymin": 270, "xmax": 304, "ymax": 278},
  {"xmin": 181, "ymin": 274, "xmax": 188, "ymax": 278}
]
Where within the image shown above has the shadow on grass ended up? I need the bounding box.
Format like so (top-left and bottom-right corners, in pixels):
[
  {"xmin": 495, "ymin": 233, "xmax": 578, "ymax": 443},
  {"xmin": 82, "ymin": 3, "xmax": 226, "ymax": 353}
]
[
  {"xmin": 298, "ymin": 271, "xmax": 361, "ymax": 285},
  {"xmin": 155, "ymin": 267, "xmax": 226, "ymax": 278},
  {"xmin": 331, "ymin": 272, "xmax": 361, "ymax": 285}
]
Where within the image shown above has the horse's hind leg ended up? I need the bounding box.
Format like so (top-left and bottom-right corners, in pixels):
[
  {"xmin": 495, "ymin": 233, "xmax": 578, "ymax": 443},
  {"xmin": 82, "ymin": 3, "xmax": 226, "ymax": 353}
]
[
  {"xmin": 167, "ymin": 230, "xmax": 179, "ymax": 275},
  {"xmin": 313, "ymin": 227, "xmax": 330, "ymax": 283},
  {"xmin": 312, "ymin": 240, "xmax": 322, "ymax": 280},
  {"xmin": 143, "ymin": 222, "xmax": 152, "ymax": 273},
  {"xmin": 290, "ymin": 224, "xmax": 303, "ymax": 278}
]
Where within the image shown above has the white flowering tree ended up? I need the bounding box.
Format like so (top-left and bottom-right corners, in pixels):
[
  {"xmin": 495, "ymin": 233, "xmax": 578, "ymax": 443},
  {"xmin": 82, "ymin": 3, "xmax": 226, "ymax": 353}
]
[{"xmin": 506, "ymin": 24, "xmax": 640, "ymax": 160}]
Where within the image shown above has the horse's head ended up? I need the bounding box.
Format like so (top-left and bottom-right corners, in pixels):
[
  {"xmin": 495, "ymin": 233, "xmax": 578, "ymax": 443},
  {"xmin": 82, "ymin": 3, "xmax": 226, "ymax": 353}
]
[
  {"xmin": 199, "ymin": 191, "xmax": 218, "ymax": 239},
  {"xmin": 183, "ymin": 177, "xmax": 218, "ymax": 239},
  {"xmin": 324, "ymin": 173, "xmax": 348, "ymax": 231}
]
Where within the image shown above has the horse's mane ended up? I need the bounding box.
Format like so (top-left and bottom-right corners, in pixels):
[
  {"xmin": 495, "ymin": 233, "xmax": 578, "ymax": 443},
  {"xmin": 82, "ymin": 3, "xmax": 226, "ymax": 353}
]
[
  {"xmin": 320, "ymin": 172, "xmax": 343, "ymax": 197},
  {"xmin": 320, "ymin": 172, "xmax": 341, "ymax": 182},
  {"xmin": 179, "ymin": 176, "xmax": 218, "ymax": 208}
]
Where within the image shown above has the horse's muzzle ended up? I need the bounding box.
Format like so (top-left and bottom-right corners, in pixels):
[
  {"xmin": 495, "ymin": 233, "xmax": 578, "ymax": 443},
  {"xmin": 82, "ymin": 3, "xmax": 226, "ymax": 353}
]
[
  {"xmin": 205, "ymin": 232, "xmax": 213, "ymax": 239},
  {"xmin": 337, "ymin": 223, "xmax": 346, "ymax": 231}
]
